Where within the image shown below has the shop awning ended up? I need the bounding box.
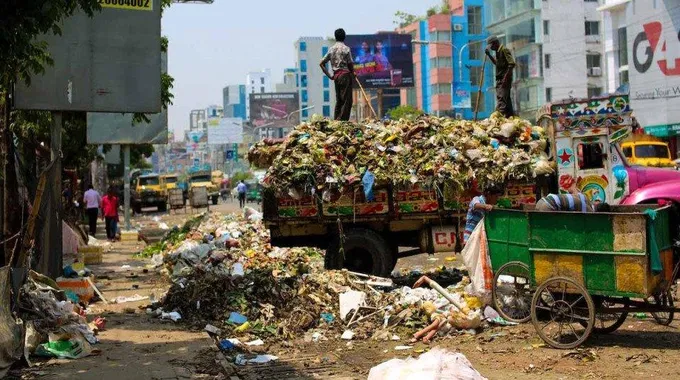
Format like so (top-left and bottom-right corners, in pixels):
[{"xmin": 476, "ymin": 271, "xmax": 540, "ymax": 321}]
[
  {"xmin": 644, "ymin": 123, "xmax": 680, "ymax": 138},
  {"xmin": 597, "ymin": 0, "xmax": 631, "ymax": 12}
]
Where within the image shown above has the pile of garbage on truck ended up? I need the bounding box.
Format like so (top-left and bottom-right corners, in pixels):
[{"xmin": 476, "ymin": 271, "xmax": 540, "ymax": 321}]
[
  {"xmin": 145, "ymin": 211, "xmax": 515, "ymax": 346},
  {"xmin": 248, "ymin": 113, "xmax": 554, "ymax": 196}
]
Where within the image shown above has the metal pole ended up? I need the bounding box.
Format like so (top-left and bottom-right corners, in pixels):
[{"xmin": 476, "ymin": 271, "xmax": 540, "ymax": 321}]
[
  {"xmin": 50, "ymin": 111, "xmax": 63, "ymax": 278},
  {"xmin": 377, "ymin": 89, "xmax": 384, "ymax": 119},
  {"xmin": 123, "ymin": 144, "xmax": 131, "ymax": 231},
  {"xmin": 474, "ymin": 54, "xmax": 488, "ymax": 122}
]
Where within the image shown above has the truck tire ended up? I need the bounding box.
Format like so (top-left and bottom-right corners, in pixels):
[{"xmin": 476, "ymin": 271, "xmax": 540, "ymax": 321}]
[
  {"xmin": 133, "ymin": 204, "xmax": 142, "ymax": 215},
  {"xmin": 211, "ymin": 196, "xmax": 218, "ymax": 205},
  {"xmin": 158, "ymin": 202, "xmax": 167, "ymax": 212},
  {"xmin": 325, "ymin": 228, "xmax": 394, "ymax": 277}
]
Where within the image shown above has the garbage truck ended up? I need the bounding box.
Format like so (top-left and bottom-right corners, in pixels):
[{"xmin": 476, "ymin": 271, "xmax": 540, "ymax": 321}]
[{"xmin": 262, "ymin": 95, "xmax": 680, "ymax": 276}]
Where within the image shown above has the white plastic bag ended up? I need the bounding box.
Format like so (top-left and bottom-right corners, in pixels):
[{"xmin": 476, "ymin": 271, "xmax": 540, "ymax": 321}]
[
  {"xmin": 367, "ymin": 348, "xmax": 487, "ymax": 380},
  {"xmin": 460, "ymin": 221, "xmax": 493, "ymax": 298}
]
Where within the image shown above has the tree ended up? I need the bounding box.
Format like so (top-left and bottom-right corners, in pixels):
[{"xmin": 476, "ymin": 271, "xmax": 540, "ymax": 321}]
[
  {"xmin": 393, "ymin": 11, "xmax": 422, "ymax": 28},
  {"xmin": 387, "ymin": 105, "xmax": 425, "ymax": 121}
]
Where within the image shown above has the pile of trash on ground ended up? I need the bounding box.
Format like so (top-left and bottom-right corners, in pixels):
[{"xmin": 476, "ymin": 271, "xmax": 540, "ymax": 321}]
[
  {"xmin": 147, "ymin": 211, "xmax": 515, "ymax": 353},
  {"xmin": 248, "ymin": 113, "xmax": 553, "ymax": 196}
]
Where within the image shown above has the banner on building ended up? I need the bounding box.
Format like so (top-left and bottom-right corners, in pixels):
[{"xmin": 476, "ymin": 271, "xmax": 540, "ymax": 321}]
[
  {"xmin": 627, "ymin": 2, "xmax": 680, "ymax": 136},
  {"xmin": 249, "ymin": 92, "xmax": 300, "ymax": 128},
  {"xmin": 453, "ymin": 81, "xmax": 472, "ymax": 109},
  {"xmin": 345, "ymin": 33, "xmax": 414, "ymax": 89},
  {"xmin": 208, "ymin": 118, "xmax": 243, "ymax": 144}
]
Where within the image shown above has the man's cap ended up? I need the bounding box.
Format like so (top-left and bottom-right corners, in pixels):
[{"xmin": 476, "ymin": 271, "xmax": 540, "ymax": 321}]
[{"xmin": 487, "ymin": 35, "xmax": 500, "ymax": 44}]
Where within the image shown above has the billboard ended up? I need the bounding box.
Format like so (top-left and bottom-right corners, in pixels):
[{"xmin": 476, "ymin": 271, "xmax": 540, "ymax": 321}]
[
  {"xmin": 14, "ymin": 0, "xmax": 161, "ymax": 113},
  {"xmin": 453, "ymin": 82, "xmax": 472, "ymax": 109},
  {"xmin": 346, "ymin": 33, "xmax": 414, "ymax": 88},
  {"xmin": 208, "ymin": 118, "xmax": 244, "ymax": 144},
  {"xmin": 628, "ymin": 2, "xmax": 680, "ymax": 136},
  {"xmin": 249, "ymin": 93, "xmax": 299, "ymax": 128}
]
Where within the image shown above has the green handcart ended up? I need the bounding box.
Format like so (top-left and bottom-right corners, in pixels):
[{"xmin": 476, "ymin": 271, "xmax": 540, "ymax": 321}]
[{"xmin": 486, "ymin": 205, "xmax": 678, "ymax": 349}]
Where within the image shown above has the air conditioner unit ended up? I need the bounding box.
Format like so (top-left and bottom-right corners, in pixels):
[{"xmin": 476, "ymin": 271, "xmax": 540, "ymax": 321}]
[
  {"xmin": 588, "ymin": 67, "xmax": 602, "ymax": 77},
  {"xmin": 453, "ymin": 24, "xmax": 463, "ymax": 32},
  {"xmin": 455, "ymin": 113, "xmax": 463, "ymax": 120}
]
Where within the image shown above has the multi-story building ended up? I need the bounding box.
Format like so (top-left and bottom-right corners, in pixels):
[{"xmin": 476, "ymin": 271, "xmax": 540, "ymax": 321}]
[
  {"xmin": 222, "ymin": 84, "xmax": 247, "ymax": 119},
  {"xmin": 206, "ymin": 104, "xmax": 223, "ymax": 119},
  {"xmin": 245, "ymin": 69, "xmax": 273, "ymax": 119},
  {"xmin": 486, "ymin": 0, "xmax": 605, "ymax": 120},
  {"xmin": 295, "ymin": 37, "xmax": 335, "ymax": 120},
  {"xmin": 189, "ymin": 109, "xmax": 206, "ymax": 131},
  {"xmin": 398, "ymin": 1, "xmax": 494, "ymax": 119},
  {"xmin": 275, "ymin": 68, "xmax": 299, "ymax": 93}
]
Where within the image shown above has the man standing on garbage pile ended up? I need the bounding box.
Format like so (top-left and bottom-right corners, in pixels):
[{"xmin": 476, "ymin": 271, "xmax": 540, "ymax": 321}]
[
  {"xmin": 83, "ymin": 184, "xmax": 101, "ymax": 237},
  {"xmin": 485, "ymin": 35, "xmax": 515, "ymax": 117},
  {"xmin": 101, "ymin": 187, "xmax": 120, "ymax": 242},
  {"xmin": 463, "ymin": 189, "xmax": 501, "ymax": 246},
  {"xmin": 320, "ymin": 28, "xmax": 355, "ymax": 121},
  {"xmin": 237, "ymin": 180, "xmax": 247, "ymax": 208}
]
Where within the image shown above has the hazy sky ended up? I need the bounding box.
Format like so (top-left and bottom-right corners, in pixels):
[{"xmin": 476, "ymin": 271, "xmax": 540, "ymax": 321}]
[{"xmin": 162, "ymin": 0, "xmax": 437, "ymax": 138}]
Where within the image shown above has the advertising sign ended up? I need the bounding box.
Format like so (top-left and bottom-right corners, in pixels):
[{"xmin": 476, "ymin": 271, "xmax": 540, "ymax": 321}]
[
  {"xmin": 345, "ymin": 33, "xmax": 414, "ymax": 88},
  {"xmin": 628, "ymin": 2, "xmax": 680, "ymax": 135},
  {"xmin": 249, "ymin": 93, "xmax": 299, "ymax": 128},
  {"xmin": 208, "ymin": 118, "xmax": 243, "ymax": 145},
  {"xmin": 453, "ymin": 81, "xmax": 472, "ymax": 109}
]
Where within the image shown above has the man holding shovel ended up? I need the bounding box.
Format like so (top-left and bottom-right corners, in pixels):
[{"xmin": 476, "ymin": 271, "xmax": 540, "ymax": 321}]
[
  {"xmin": 320, "ymin": 28, "xmax": 355, "ymax": 121},
  {"xmin": 485, "ymin": 35, "xmax": 516, "ymax": 117}
]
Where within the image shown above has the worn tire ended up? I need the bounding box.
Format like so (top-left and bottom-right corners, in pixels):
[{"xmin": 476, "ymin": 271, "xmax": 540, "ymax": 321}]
[
  {"xmin": 211, "ymin": 196, "xmax": 218, "ymax": 205},
  {"xmin": 325, "ymin": 228, "xmax": 394, "ymax": 277},
  {"xmin": 158, "ymin": 203, "xmax": 167, "ymax": 212}
]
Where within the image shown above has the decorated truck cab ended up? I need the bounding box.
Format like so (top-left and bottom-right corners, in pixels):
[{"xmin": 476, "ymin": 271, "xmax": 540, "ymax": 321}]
[{"xmin": 538, "ymin": 94, "xmax": 680, "ymax": 207}]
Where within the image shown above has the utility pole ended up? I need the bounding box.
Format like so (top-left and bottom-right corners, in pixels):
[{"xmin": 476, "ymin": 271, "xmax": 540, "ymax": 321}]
[
  {"xmin": 123, "ymin": 145, "xmax": 131, "ymax": 231},
  {"xmin": 49, "ymin": 111, "xmax": 63, "ymax": 278}
]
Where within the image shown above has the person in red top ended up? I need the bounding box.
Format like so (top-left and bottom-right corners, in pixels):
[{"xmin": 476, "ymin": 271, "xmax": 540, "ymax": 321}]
[{"xmin": 101, "ymin": 187, "xmax": 120, "ymax": 242}]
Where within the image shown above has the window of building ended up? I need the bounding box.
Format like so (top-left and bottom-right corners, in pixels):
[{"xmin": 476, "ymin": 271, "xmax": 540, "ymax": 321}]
[
  {"xmin": 469, "ymin": 66, "xmax": 483, "ymax": 85},
  {"xmin": 301, "ymin": 105, "xmax": 309, "ymax": 118},
  {"xmin": 469, "ymin": 42, "xmax": 483, "ymax": 60},
  {"xmin": 300, "ymin": 59, "xmax": 307, "ymax": 72},
  {"xmin": 617, "ymin": 27, "xmax": 628, "ymax": 66},
  {"xmin": 587, "ymin": 87, "xmax": 602, "ymax": 98},
  {"xmin": 322, "ymin": 76, "xmax": 329, "ymax": 88},
  {"xmin": 260, "ymin": 77, "xmax": 265, "ymax": 85},
  {"xmin": 406, "ymin": 87, "xmax": 417, "ymax": 107},
  {"xmin": 509, "ymin": 18, "xmax": 536, "ymax": 45},
  {"xmin": 544, "ymin": 53, "xmax": 551, "ymax": 69},
  {"xmin": 430, "ymin": 31, "xmax": 452, "ymax": 43},
  {"xmin": 430, "ymin": 83, "xmax": 452, "ymax": 95},
  {"xmin": 517, "ymin": 54, "xmax": 529, "ymax": 79},
  {"xmin": 251, "ymin": 80, "xmax": 254, "ymax": 84},
  {"xmin": 430, "ymin": 56, "xmax": 453, "ymax": 68},
  {"xmin": 585, "ymin": 21, "xmax": 599, "ymax": 36},
  {"xmin": 299, "ymin": 41, "xmax": 307, "ymax": 51},
  {"xmin": 260, "ymin": 87, "xmax": 265, "ymax": 93},
  {"xmin": 586, "ymin": 54, "xmax": 601, "ymax": 69},
  {"xmin": 323, "ymin": 105, "xmax": 331, "ymax": 117},
  {"xmin": 322, "ymin": 46, "xmax": 329, "ymax": 57},
  {"xmin": 577, "ymin": 143, "xmax": 604, "ymax": 170},
  {"xmin": 545, "ymin": 87, "xmax": 552, "ymax": 102},
  {"xmin": 468, "ymin": 6, "xmax": 482, "ymax": 35},
  {"xmin": 543, "ymin": 20, "xmax": 550, "ymax": 35},
  {"xmin": 301, "ymin": 75, "xmax": 308, "ymax": 87},
  {"xmin": 584, "ymin": 0, "xmax": 598, "ymax": 2},
  {"xmin": 323, "ymin": 90, "xmax": 330, "ymax": 102},
  {"xmin": 302, "ymin": 89, "xmax": 308, "ymax": 103}
]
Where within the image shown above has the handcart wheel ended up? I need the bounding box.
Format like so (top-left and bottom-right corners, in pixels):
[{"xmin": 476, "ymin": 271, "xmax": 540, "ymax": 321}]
[
  {"xmin": 580, "ymin": 297, "xmax": 629, "ymax": 334},
  {"xmin": 531, "ymin": 277, "xmax": 595, "ymax": 349},
  {"xmin": 492, "ymin": 261, "xmax": 532, "ymax": 323},
  {"xmin": 648, "ymin": 290, "xmax": 675, "ymax": 326}
]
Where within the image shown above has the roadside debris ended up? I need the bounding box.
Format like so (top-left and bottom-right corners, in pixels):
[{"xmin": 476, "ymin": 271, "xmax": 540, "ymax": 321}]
[{"xmin": 367, "ymin": 347, "xmax": 487, "ymax": 380}]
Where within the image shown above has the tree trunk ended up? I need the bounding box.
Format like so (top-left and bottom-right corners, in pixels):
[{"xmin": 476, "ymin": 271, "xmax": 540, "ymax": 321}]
[{"xmin": 2, "ymin": 85, "xmax": 23, "ymax": 266}]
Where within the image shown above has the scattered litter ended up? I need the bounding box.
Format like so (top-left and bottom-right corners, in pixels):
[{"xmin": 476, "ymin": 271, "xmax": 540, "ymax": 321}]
[
  {"xmin": 394, "ymin": 345, "xmax": 413, "ymax": 351},
  {"xmin": 228, "ymin": 312, "xmax": 248, "ymax": 325},
  {"xmin": 626, "ymin": 353, "xmax": 659, "ymax": 365},
  {"xmin": 113, "ymin": 294, "xmax": 148, "ymax": 304},
  {"xmin": 368, "ymin": 348, "xmax": 487, "ymax": 380},
  {"xmin": 235, "ymin": 354, "xmax": 278, "ymax": 365},
  {"xmin": 205, "ymin": 324, "xmax": 222, "ymax": 335},
  {"xmin": 339, "ymin": 290, "xmax": 367, "ymax": 320},
  {"xmin": 160, "ymin": 311, "xmax": 182, "ymax": 322},
  {"xmin": 341, "ymin": 330, "xmax": 355, "ymax": 340},
  {"xmin": 245, "ymin": 339, "xmax": 264, "ymax": 346}
]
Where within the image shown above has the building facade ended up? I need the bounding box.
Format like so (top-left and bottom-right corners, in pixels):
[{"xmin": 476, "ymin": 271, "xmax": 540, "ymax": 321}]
[
  {"xmin": 222, "ymin": 84, "xmax": 247, "ymax": 120},
  {"xmin": 486, "ymin": 0, "xmax": 605, "ymax": 120},
  {"xmin": 245, "ymin": 69, "xmax": 273, "ymax": 119},
  {"xmin": 189, "ymin": 109, "xmax": 206, "ymax": 131},
  {"xmin": 295, "ymin": 37, "xmax": 335, "ymax": 120},
  {"xmin": 275, "ymin": 68, "xmax": 299, "ymax": 93},
  {"xmin": 398, "ymin": 1, "xmax": 494, "ymax": 119}
]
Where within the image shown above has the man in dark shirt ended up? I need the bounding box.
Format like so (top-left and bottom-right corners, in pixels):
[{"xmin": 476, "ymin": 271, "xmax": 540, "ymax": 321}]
[
  {"xmin": 485, "ymin": 36, "xmax": 516, "ymax": 117},
  {"xmin": 320, "ymin": 28, "xmax": 355, "ymax": 121}
]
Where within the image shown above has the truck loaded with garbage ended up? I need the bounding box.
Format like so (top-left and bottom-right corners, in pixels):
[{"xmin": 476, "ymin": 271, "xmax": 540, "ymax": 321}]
[{"xmin": 249, "ymin": 94, "xmax": 680, "ymax": 277}]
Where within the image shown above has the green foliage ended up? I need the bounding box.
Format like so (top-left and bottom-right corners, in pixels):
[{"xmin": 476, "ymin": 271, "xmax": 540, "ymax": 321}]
[
  {"xmin": 394, "ymin": 11, "xmax": 422, "ymax": 28},
  {"xmin": 388, "ymin": 105, "xmax": 424, "ymax": 121}
]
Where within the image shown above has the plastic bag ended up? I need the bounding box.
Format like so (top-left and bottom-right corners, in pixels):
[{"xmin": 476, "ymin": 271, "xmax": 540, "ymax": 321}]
[
  {"xmin": 498, "ymin": 122, "xmax": 516, "ymax": 138},
  {"xmin": 367, "ymin": 348, "xmax": 487, "ymax": 380},
  {"xmin": 460, "ymin": 221, "xmax": 493, "ymax": 298},
  {"xmin": 362, "ymin": 170, "xmax": 375, "ymax": 202}
]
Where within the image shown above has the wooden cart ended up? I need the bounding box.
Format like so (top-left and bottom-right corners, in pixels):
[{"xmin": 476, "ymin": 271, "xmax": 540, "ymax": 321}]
[{"xmin": 486, "ymin": 205, "xmax": 678, "ymax": 348}]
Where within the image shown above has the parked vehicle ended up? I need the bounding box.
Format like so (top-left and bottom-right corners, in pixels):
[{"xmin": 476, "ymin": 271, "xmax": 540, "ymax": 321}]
[
  {"xmin": 189, "ymin": 170, "xmax": 219, "ymax": 205},
  {"xmin": 133, "ymin": 173, "xmax": 167, "ymax": 213},
  {"xmin": 620, "ymin": 135, "xmax": 674, "ymax": 168}
]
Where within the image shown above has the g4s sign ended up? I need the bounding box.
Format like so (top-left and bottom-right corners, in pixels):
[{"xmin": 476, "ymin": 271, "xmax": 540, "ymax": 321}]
[{"xmin": 633, "ymin": 22, "xmax": 680, "ymax": 76}]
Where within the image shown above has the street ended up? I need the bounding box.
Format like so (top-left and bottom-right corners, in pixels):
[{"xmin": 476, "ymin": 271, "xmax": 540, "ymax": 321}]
[{"xmin": 13, "ymin": 205, "xmax": 680, "ymax": 380}]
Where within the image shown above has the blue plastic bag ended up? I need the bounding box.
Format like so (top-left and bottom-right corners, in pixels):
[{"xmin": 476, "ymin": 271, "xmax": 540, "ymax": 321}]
[{"xmin": 362, "ymin": 170, "xmax": 375, "ymax": 202}]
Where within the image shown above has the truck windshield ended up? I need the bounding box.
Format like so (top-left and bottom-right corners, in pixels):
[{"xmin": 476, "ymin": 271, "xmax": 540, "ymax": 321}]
[
  {"xmin": 164, "ymin": 177, "xmax": 178, "ymax": 183},
  {"xmin": 140, "ymin": 177, "xmax": 160, "ymax": 186},
  {"xmin": 635, "ymin": 144, "xmax": 670, "ymax": 159},
  {"xmin": 191, "ymin": 175, "xmax": 210, "ymax": 182}
]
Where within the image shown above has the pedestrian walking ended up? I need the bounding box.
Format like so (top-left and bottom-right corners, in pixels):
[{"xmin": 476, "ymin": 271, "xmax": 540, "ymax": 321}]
[
  {"xmin": 101, "ymin": 187, "xmax": 120, "ymax": 242},
  {"xmin": 485, "ymin": 35, "xmax": 516, "ymax": 117},
  {"xmin": 320, "ymin": 28, "xmax": 355, "ymax": 121},
  {"xmin": 237, "ymin": 180, "xmax": 247, "ymax": 208},
  {"xmin": 83, "ymin": 185, "xmax": 101, "ymax": 237}
]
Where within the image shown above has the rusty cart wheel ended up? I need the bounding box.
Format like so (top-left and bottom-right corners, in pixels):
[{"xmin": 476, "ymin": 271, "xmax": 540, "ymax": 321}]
[
  {"xmin": 579, "ymin": 296, "xmax": 629, "ymax": 334},
  {"xmin": 493, "ymin": 261, "xmax": 532, "ymax": 323},
  {"xmin": 531, "ymin": 277, "xmax": 595, "ymax": 349},
  {"xmin": 647, "ymin": 290, "xmax": 675, "ymax": 326}
]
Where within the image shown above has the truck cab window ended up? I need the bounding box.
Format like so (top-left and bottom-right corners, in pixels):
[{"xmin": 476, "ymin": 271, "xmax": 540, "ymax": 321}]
[
  {"xmin": 577, "ymin": 143, "xmax": 604, "ymax": 170},
  {"xmin": 622, "ymin": 146, "xmax": 632, "ymax": 158}
]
